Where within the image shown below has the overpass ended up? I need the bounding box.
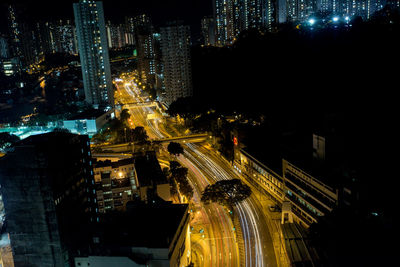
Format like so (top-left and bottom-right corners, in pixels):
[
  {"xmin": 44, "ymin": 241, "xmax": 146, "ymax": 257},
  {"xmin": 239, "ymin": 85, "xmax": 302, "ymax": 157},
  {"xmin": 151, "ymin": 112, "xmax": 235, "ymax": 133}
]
[
  {"xmin": 153, "ymin": 134, "xmax": 208, "ymax": 143},
  {"xmin": 116, "ymin": 101, "xmax": 157, "ymax": 109},
  {"xmin": 93, "ymin": 134, "xmax": 208, "ymax": 152}
]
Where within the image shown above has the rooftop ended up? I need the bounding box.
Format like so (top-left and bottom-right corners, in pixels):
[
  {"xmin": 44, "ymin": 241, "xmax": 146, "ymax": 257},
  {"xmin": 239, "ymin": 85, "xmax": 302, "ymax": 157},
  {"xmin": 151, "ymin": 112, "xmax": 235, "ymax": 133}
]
[
  {"xmin": 99, "ymin": 203, "xmax": 189, "ymax": 249},
  {"xmin": 134, "ymin": 151, "xmax": 168, "ymax": 187},
  {"xmin": 94, "ymin": 158, "xmax": 135, "ymax": 169},
  {"xmin": 67, "ymin": 108, "xmax": 107, "ymax": 120},
  {"xmin": 239, "ymin": 125, "xmax": 347, "ymax": 189}
]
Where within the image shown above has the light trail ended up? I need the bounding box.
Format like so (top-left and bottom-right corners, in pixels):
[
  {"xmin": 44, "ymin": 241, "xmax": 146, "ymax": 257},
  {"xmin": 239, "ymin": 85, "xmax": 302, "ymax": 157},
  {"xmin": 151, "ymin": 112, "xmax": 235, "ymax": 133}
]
[
  {"xmin": 117, "ymin": 78, "xmax": 255, "ymax": 267},
  {"xmin": 185, "ymin": 143, "xmax": 266, "ymax": 267}
]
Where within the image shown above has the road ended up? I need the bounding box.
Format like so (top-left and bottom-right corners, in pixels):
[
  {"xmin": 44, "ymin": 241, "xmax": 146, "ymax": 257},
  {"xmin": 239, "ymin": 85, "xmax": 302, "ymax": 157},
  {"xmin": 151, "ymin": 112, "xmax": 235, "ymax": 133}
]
[{"xmin": 115, "ymin": 73, "xmax": 278, "ymax": 267}]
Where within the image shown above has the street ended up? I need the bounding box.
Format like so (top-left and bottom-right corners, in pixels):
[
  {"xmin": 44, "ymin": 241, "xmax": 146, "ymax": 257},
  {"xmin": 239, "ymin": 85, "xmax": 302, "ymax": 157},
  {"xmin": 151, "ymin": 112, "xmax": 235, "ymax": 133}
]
[{"xmin": 114, "ymin": 72, "xmax": 280, "ymax": 267}]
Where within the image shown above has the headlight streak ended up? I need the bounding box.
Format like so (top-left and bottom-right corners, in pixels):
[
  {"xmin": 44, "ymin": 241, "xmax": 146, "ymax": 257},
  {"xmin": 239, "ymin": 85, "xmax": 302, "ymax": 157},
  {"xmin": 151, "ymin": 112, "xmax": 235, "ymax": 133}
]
[
  {"xmin": 185, "ymin": 143, "xmax": 265, "ymax": 267},
  {"xmin": 120, "ymin": 82, "xmax": 263, "ymax": 266}
]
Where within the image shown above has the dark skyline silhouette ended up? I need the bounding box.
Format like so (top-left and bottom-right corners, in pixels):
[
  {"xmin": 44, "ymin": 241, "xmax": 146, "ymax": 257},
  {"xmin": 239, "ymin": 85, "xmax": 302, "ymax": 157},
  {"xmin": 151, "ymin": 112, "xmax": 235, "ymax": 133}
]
[{"xmin": 0, "ymin": 0, "xmax": 212, "ymax": 33}]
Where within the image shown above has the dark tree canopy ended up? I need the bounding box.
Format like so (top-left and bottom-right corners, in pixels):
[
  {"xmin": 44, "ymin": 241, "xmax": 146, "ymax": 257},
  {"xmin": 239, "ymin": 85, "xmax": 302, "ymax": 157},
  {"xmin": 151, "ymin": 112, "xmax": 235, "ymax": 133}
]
[
  {"xmin": 52, "ymin": 128, "xmax": 71, "ymax": 133},
  {"xmin": 201, "ymin": 179, "xmax": 251, "ymax": 207},
  {"xmin": 131, "ymin": 126, "xmax": 149, "ymax": 143},
  {"xmin": 167, "ymin": 142, "xmax": 184, "ymax": 156},
  {"xmin": 168, "ymin": 160, "xmax": 193, "ymax": 200},
  {"xmin": 120, "ymin": 109, "xmax": 131, "ymax": 124}
]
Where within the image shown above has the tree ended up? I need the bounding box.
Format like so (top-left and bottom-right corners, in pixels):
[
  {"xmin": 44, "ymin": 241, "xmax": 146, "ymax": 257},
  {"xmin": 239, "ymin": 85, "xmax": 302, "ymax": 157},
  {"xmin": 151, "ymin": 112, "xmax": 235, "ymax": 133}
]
[
  {"xmin": 0, "ymin": 133, "xmax": 20, "ymax": 151},
  {"xmin": 131, "ymin": 126, "xmax": 149, "ymax": 143},
  {"xmin": 167, "ymin": 142, "xmax": 184, "ymax": 156},
  {"xmin": 52, "ymin": 128, "xmax": 71, "ymax": 133},
  {"xmin": 201, "ymin": 179, "xmax": 251, "ymax": 207},
  {"xmin": 120, "ymin": 109, "xmax": 130, "ymax": 124},
  {"xmin": 168, "ymin": 161, "xmax": 193, "ymax": 201},
  {"xmin": 173, "ymin": 167, "xmax": 189, "ymax": 184},
  {"xmin": 169, "ymin": 160, "xmax": 181, "ymax": 171},
  {"xmin": 179, "ymin": 180, "xmax": 194, "ymax": 200}
]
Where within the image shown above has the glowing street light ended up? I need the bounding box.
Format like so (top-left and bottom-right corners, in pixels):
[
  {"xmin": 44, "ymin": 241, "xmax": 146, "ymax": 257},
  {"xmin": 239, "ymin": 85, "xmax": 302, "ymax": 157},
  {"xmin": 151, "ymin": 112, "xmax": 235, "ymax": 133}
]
[
  {"xmin": 333, "ymin": 16, "xmax": 339, "ymax": 22},
  {"xmin": 309, "ymin": 18, "xmax": 316, "ymax": 25}
]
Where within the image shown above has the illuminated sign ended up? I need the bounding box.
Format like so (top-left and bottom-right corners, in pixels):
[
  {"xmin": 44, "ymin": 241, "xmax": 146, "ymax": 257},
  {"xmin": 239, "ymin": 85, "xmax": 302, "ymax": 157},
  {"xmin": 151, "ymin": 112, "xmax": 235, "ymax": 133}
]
[{"xmin": 233, "ymin": 137, "xmax": 238, "ymax": 146}]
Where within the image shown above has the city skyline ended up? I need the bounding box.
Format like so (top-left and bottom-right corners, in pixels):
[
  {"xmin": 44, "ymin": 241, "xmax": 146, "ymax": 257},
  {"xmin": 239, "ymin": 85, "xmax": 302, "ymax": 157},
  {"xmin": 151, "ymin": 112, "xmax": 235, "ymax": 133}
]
[{"xmin": 0, "ymin": 0, "xmax": 399, "ymax": 266}]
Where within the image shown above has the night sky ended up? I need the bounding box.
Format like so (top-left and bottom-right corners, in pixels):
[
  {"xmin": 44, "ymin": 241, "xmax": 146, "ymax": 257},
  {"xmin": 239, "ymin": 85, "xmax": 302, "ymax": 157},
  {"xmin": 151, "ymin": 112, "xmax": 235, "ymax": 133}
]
[{"xmin": 0, "ymin": 0, "xmax": 213, "ymax": 36}]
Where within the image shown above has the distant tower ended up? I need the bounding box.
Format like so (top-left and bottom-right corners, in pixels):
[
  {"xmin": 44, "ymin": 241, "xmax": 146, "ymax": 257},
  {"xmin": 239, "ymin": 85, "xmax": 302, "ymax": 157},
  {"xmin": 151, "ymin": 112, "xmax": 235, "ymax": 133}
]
[
  {"xmin": 132, "ymin": 15, "xmax": 157, "ymax": 87},
  {"xmin": 73, "ymin": 0, "xmax": 113, "ymax": 109},
  {"xmin": 214, "ymin": 0, "xmax": 236, "ymax": 46},
  {"xmin": 6, "ymin": 5, "xmax": 23, "ymax": 72},
  {"xmin": 160, "ymin": 22, "xmax": 192, "ymax": 106},
  {"xmin": 201, "ymin": 16, "xmax": 216, "ymax": 46},
  {"xmin": 273, "ymin": 0, "xmax": 287, "ymax": 24}
]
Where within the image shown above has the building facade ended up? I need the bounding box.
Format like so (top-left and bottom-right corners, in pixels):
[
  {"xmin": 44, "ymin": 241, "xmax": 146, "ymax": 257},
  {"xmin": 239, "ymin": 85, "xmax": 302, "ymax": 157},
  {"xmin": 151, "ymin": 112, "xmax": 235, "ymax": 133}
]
[
  {"xmin": 93, "ymin": 158, "xmax": 138, "ymax": 213},
  {"xmin": 0, "ymin": 132, "xmax": 98, "ymax": 266},
  {"xmin": 213, "ymin": 0, "xmax": 274, "ymax": 45},
  {"xmin": 74, "ymin": 0, "xmax": 113, "ymax": 108},
  {"xmin": 52, "ymin": 20, "xmax": 78, "ymax": 55},
  {"xmin": 236, "ymin": 149, "xmax": 285, "ymax": 203},
  {"xmin": 0, "ymin": 36, "xmax": 10, "ymax": 59},
  {"xmin": 201, "ymin": 16, "xmax": 217, "ymax": 46},
  {"xmin": 234, "ymin": 147, "xmax": 339, "ymax": 228},
  {"xmin": 160, "ymin": 22, "xmax": 192, "ymax": 105},
  {"xmin": 214, "ymin": 0, "xmax": 236, "ymax": 45},
  {"xmin": 282, "ymin": 159, "xmax": 338, "ymax": 227}
]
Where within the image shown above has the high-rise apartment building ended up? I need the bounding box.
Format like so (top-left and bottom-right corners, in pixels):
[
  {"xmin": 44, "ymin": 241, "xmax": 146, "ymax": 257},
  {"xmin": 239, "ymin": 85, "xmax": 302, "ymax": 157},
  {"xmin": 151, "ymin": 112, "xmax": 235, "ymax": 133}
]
[
  {"xmin": 106, "ymin": 22, "xmax": 133, "ymax": 49},
  {"xmin": 213, "ymin": 0, "xmax": 274, "ymax": 45},
  {"xmin": 6, "ymin": 5, "xmax": 23, "ymax": 73},
  {"xmin": 52, "ymin": 20, "xmax": 78, "ymax": 55},
  {"xmin": 131, "ymin": 15, "xmax": 157, "ymax": 86},
  {"xmin": 315, "ymin": 0, "xmax": 386, "ymax": 19},
  {"xmin": 160, "ymin": 22, "xmax": 192, "ymax": 105},
  {"xmin": 201, "ymin": 16, "xmax": 216, "ymax": 46},
  {"xmin": 74, "ymin": 0, "xmax": 113, "ymax": 108},
  {"xmin": 214, "ymin": 0, "xmax": 236, "ymax": 46},
  {"xmin": 275, "ymin": 0, "xmax": 288, "ymax": 24},
  {"xmin": 0, "ymin": 132, "xmax": 98, "ymax": 266},
  {"xmin": 35, "ymin": 22, "xmax": 55, "ymax": 55}
]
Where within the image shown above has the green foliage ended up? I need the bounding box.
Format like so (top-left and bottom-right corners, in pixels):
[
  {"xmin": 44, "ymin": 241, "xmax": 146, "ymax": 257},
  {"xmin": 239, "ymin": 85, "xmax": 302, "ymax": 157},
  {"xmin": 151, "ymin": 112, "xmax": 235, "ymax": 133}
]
[
  {"xmin": 201, "ymin": 179, "xmax": 251, "ymax": 207},
  {"xmin": 167, "ymin": 142, "xmax": 184, "ymax": 156},
  {"xmin": 168, "ymin": 160, "xmax": 193, "ymax": 201},
  {"xmin": 91, "ymin": 117, "xmax": 149, "ymax": 146}
]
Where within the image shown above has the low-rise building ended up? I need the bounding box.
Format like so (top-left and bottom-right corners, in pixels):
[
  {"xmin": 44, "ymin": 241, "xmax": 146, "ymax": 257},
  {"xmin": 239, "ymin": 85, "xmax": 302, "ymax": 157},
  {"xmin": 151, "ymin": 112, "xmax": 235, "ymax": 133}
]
[
  {"xmin": 233, "ymin": 131, "xmax": 341, "ymax": 228},
  {"xmin": 236, "ymin": 148, "xmax": 285, "ymax": 203},
  {"xmin": 63, "ymin": 109, "xmax": 115, "ymax": 136},
  {"xmin": 93, "ymin": 158, "xmax": 138, "ymax": 212},
  {"xmin": 282, "ymin": 159, "xmax": 338, "ymax": 227},
  {"xmin": 134, "ymin": 151, "xmax": 171, "ymax": 202},
  {"xmin": 78, "ymin": 202, "xmax": 191, "ymax": 267}
]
